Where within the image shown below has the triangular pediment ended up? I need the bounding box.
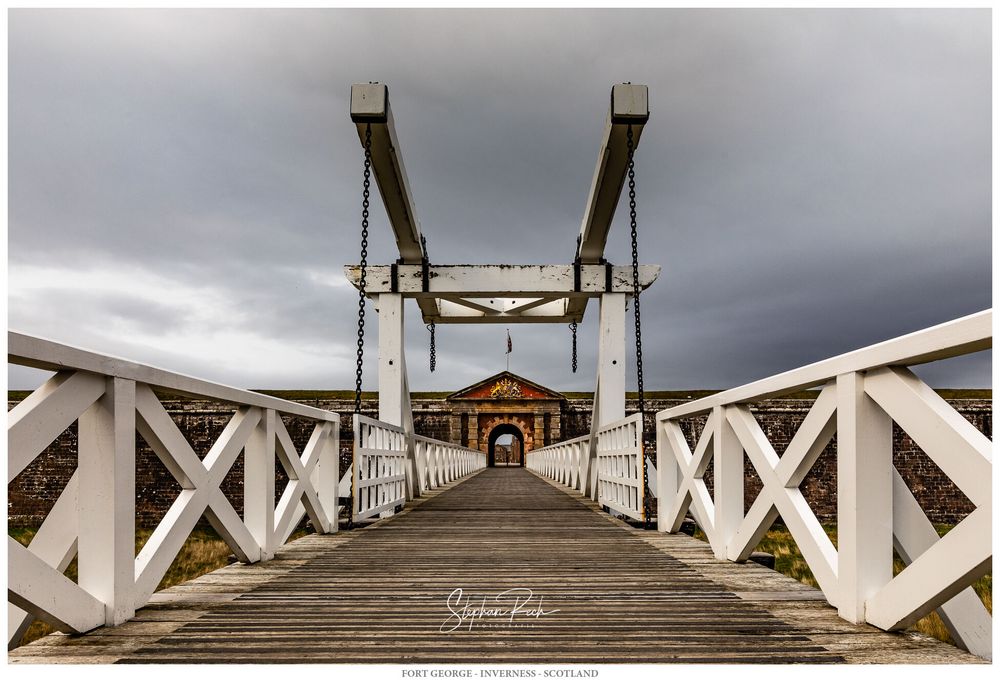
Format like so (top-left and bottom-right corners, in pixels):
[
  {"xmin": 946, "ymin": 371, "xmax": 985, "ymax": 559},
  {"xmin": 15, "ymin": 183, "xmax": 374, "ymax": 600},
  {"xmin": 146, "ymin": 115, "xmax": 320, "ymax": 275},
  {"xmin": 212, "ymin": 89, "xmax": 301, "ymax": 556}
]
[{"xmin": 447, "ymin": 371, "xmax": 564, "ymax": 401}]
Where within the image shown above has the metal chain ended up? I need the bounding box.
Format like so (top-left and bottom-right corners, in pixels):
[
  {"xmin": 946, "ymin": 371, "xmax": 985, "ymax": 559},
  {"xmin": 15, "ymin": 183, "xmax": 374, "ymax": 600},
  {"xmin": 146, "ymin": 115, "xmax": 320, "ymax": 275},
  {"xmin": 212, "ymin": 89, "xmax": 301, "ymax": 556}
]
[
  {"xmin": 627, "ymin": 124, "xmax": 651, "ymax": 526},
  {"xmin": 421, "ymin": 234, "xmax": 436, "ymax": 372},
  {"xmin": 354, "ymin": 124, "xmax": 372, "ymax": 415},
  {"xmin": 427, "ymin": 323, "xmax": 436, "ymax": 372},
  {"xmin": 347, "ymin": 124, "xmax": 372, "ymax": 530},
  {"xmin": 569, "ymin": 322, "xmax": 578, "ymax": 373}
]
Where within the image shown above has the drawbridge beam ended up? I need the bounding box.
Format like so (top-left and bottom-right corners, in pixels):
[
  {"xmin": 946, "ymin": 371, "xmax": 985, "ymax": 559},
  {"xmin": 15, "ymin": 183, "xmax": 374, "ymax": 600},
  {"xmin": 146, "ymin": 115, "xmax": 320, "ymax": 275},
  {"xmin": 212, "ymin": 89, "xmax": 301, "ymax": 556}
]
[
  {"xmin": 344, "ymin": 263, "xmax": 661, "ymax": 324},
  {"xmin": 576, "ymin": 83, "xmax": 650, "ymax": 265},
  {"xmin": 567, "ymin": 83, "xmax": 650, "ymax": 322},
  {"xmin": 350, "ymin": 83, "xmax": 439, "ymax": 320}
]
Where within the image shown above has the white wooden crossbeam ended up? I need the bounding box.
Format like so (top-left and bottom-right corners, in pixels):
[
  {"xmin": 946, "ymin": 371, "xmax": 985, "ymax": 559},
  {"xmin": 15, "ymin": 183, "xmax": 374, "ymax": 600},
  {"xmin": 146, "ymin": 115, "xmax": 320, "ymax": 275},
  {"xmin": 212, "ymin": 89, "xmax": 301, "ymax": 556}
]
[
  {"xmin": 660, "ymin": 415, "xmax": 716, "ymax": 544},
  {"xmin": 347, "ymin": 264, "xmax": 659, "ymax": 296},
  {"xmin": 346, "ymin": 264, "xmax": 660, "ymax": 324},
  {"xmin": 866, "ymin": 503, "xmax": 991, "ymax": 631},
  {"xmin": 8, "ymin": 370, "xmax": 106, "ymax": 482},
  {"xmin": 890, "ymin": 469, "xmax": 992, "ymax": 657},
  {"xmin": 437, "ymin": 296, "xmax": 566, "ymax": 317},
  {"xmin": 133, "ymin": 388, "xmax": 262, "ymax": 603},
  {"xmin": 7, "ymin": 472, "xmax": 80, "ymax": 648},
  {"xmin": 864, "ymin": 367, "xmax": 991, "ymax": 507},
  {"xmin": 8, "ymin": 537, "xmax": 105, "ymax": 635},
  {"xmin": 428, "ymin": 297, "xmax": 572, "ymax": 323},
  {"xmin": 274, "ymin": 419, "xmax": 333, "ymax": 542},
  {"xmin": 725, "ymin": 402, "xmax": 840, "ymax": 602},
  {"xmin": 722, "ymin": 386, "xmax": 836, "ymax": 570}
]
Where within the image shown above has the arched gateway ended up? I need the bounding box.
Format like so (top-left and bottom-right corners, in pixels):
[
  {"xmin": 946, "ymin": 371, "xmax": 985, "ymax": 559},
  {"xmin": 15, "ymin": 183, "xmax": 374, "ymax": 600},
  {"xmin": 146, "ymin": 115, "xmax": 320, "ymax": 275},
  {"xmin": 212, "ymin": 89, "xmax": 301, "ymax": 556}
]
[{"xmin": 487, "ymin": 424, "xmax": 523, "ymax": 466}]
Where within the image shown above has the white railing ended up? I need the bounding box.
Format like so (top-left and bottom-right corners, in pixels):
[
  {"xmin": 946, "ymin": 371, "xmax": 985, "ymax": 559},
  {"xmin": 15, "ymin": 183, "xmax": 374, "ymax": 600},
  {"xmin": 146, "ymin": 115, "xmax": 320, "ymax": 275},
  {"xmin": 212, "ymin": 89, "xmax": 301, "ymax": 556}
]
[
  {"xmin": 7, "ymin": 332, "xmax": 341, "ymax": 649},
  {"xmin": 352, "ymin": 416, "xmax": 487, "ymax": 522},
  {"xmin": 526, "ymin": 433, "xmax": 590, "ymax": 491},
  {"xmin": 414, "ymin": 434, "xmax": 487, "ymax": 492},
  {"xmin": 656, "ymin": 310, "xmax": 992, "ymax": 659},
  {"xmin": 596, "ymin": 413, "xmax": 647, "ymax": 522},
  {"xmin": 352, "ymin": 415, "xmax": 408, "ymax": 520},
  {"xmin": 528, "ymin": 415, "xmax": 648, "ymax": 523}
]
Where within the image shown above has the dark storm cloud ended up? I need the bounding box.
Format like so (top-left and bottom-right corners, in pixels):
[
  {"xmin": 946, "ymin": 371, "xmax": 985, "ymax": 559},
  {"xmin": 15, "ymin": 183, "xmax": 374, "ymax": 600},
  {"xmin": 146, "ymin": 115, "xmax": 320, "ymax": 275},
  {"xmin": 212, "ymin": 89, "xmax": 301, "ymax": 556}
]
[{"xmin": 7, "ymin": 9, "xmax": 991, "ymax": 391}]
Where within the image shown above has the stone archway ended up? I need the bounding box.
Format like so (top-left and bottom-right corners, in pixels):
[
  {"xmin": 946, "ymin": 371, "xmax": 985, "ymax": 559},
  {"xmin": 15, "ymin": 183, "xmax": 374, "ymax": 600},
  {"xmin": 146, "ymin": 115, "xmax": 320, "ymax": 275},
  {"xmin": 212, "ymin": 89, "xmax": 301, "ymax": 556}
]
[
  {"xmin": 479, "ymin": 414, "xmax": 533, "ymax": 465},
  {"xmin": 487, "ymin": 423, "xmax": 524, "ymax": 467}
]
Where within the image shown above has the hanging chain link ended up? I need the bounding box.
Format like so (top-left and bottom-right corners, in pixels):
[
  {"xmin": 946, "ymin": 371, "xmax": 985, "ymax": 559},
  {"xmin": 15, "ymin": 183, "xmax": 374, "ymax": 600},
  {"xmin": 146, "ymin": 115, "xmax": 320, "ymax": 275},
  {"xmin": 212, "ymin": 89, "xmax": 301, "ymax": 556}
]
[
  {"xmin": 421, "ymin": 234, "xmax": 436, "ymax": 372},
  {"xmin": 569, "ymin": 322, "xmax": 578, "ymax": 373},
  {"xmin": 354, "ymin": 124, "xmax": 372, "ymax": 416},
  {"xmin": 627, "ymin": 124, "xmax": 651, "ymax": 526},
  {"xmin": 427, "ymin": 323, "xmax": 436, "ymax": 372}
]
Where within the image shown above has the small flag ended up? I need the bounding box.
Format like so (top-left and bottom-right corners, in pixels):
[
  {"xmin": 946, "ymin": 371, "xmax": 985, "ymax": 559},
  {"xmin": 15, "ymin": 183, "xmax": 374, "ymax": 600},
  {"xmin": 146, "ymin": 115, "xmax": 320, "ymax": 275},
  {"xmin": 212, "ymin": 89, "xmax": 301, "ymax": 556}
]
[{"xmin": 506, "ymin": 329, "xmax": 512, "ymax": 354}]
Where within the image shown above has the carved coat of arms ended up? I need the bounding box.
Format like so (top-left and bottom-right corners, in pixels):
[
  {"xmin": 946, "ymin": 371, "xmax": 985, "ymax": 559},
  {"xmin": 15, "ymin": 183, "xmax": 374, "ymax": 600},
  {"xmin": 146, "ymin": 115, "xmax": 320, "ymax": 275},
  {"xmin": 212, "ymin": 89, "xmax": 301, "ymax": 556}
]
[{"xmin": 489, "ymin": 379, "xmax": 522, "ymax": 399}]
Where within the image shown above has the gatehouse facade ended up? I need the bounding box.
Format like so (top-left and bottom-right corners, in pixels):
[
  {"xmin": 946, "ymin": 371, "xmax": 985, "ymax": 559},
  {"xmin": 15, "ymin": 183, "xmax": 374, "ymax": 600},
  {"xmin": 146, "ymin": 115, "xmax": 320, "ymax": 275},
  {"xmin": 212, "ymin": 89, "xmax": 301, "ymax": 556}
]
[{"xmin": 445, "ymin": 372, "xmax": 564, "ymax": 466}]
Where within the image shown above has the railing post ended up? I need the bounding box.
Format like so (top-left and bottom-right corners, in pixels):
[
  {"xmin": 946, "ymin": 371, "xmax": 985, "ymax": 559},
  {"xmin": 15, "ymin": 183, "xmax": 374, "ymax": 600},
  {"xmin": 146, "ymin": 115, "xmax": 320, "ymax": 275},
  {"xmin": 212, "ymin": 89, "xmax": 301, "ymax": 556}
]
[
  {"xmin": 77, "ymin": 376, "xmax": 136, "ymax": 626},
  {"xmin": 415, "ymin": 440, "xmax": 423, "ymax": 489},
  {"xmin": 317, "ymin": 419, "xmax": 339, "ymax": 533},
  {"xmin": 245, "ymin": 408, "xmax": 276, "ymax": 560},
  {"xmin": 656, "ymin": 419, "xmax": 678, "ymax": 533},
  {"xmin": 837, "ymin": 371, "xmax": 893, "ymax": 623},
  {"xmin": 713, "ymin": 406, "xmax": 744, "ymax": 561}
]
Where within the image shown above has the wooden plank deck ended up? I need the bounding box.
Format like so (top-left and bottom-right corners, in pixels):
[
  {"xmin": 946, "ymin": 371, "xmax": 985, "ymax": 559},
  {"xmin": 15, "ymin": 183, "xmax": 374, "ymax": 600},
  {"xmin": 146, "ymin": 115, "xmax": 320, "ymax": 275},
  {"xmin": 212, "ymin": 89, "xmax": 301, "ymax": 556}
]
[{"xmin": 9, "ymin": 468, "xmax": 985, "ymax": 664}]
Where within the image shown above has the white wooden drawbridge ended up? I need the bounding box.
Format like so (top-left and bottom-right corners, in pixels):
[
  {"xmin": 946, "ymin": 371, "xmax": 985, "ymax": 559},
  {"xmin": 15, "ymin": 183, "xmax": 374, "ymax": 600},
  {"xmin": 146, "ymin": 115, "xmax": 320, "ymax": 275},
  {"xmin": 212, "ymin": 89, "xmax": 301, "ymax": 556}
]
[{"xmin": 5, "ymin": 82, "xmax": 992, "ymax": 661}]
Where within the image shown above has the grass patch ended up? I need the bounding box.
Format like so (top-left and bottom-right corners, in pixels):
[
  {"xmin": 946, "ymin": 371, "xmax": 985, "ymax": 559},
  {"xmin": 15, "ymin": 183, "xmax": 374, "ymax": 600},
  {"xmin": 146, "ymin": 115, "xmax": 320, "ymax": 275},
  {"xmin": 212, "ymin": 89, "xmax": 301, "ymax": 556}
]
[
  {"xmin": 692, "ymin": 523, "xmax": 992, "ymax": 648},
  {"xmin": 9, "ymin": 525, "xmax": 309, "ymax": 648}
]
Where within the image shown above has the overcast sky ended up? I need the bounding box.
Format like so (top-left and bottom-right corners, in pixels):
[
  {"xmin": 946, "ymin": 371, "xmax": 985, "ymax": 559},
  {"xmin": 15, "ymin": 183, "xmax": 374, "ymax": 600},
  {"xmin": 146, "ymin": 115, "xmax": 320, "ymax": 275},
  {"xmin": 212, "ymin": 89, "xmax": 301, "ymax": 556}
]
[{"xmin": 7, "ymin": 9, "xmax": 992, "ymax": 392}]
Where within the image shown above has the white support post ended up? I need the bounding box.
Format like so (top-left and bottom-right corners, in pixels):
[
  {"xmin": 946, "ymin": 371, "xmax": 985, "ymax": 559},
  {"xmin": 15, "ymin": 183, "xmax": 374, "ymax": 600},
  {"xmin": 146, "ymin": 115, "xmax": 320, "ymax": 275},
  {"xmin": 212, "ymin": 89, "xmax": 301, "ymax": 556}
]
[
  {"xmin": 245, "ymin": 408, "xmax": 275, "ymax": 561},
  {"xmin": 377, "ymin": 293, "xmax": 420, "ymax": 501},
  {"xmin": 597, "ymin": 293, "xmax": 627, "ymax": 424},
  {"xmin": 713, "ymin": 406, "xmax": 744, "ymax": 561},
  {"xmin": 378, "ymin": 294, "xmax": 405, "ymax": 425},
  {"xmin": 77, "ymin": 376, "xmax": 136, "ymax": 626},
  {"xmin": 837, "ymin": 371, "xmax": 893, "ymax": 623},
  {"xmin": 582, "ymin": 293, "xmax": 626, "ymax": 499}
]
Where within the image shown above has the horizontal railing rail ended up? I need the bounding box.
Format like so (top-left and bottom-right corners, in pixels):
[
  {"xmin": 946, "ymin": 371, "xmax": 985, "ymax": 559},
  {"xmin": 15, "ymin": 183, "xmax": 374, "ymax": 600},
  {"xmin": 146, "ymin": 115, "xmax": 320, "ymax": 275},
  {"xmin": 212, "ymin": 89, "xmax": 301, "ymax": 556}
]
[
  {"xmin": 8, "ymin": 332, "xmax": 340, "ymax": 649},
  {"xmin": 655, "ymin": 309, "xmax": 992, "ymax": 659}
]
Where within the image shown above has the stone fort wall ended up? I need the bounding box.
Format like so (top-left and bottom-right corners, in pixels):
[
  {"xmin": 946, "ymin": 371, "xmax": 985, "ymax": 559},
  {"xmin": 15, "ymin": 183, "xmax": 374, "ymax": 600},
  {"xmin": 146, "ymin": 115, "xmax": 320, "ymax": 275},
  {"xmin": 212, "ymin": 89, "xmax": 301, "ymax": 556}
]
[{"xmin": 8, "ymin": 393, "xmax": 989, "ymax": 527}]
